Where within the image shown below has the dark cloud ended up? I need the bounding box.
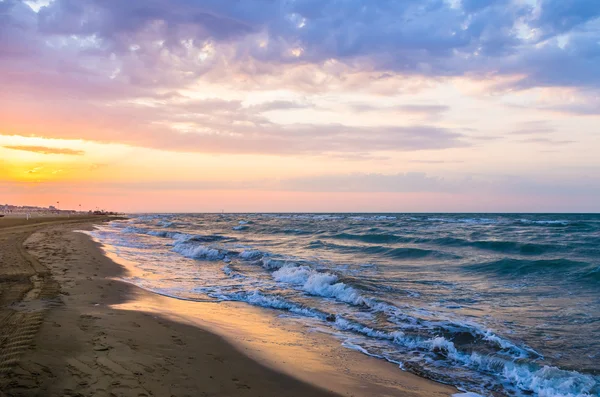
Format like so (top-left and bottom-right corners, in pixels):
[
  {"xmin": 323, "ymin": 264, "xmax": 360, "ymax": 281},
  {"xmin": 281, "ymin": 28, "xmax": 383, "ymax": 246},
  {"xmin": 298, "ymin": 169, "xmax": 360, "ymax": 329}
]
[
  {"xmin": 3, "ymin": 145, "xmax": 85, "ymax": 155},
  {"xmin": 2, "ymin": 0, "xmax": 599, "ymax": 90},
  {"xmin": 534, "ymin": 0, "xmax": 600, "ymax": 38},
  {"xmin": 502, "ymin": 33, "xmax": 600, "ymax": 89}
]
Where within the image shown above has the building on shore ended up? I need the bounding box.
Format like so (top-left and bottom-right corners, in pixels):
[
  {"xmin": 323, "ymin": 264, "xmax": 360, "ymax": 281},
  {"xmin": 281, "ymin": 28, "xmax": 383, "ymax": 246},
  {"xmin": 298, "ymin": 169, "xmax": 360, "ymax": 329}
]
[{"xmin": 2, "ymin": 204, "xmax": 78, "ymax": 215}]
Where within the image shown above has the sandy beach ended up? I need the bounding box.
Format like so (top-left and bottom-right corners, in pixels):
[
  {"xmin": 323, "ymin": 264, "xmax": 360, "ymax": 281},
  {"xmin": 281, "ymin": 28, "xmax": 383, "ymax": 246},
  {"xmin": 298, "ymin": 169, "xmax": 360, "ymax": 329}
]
[{"xmin": 0, "ymin": 217, "xmax": 456, "ymax": 397}]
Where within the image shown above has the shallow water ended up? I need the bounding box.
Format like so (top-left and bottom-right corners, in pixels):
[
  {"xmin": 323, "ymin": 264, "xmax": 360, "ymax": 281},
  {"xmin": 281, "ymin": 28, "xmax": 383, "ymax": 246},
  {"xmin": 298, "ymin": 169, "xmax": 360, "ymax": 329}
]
[{"xmin": 90, "ymin": 213, "xmax": 600, "ymax": 397}]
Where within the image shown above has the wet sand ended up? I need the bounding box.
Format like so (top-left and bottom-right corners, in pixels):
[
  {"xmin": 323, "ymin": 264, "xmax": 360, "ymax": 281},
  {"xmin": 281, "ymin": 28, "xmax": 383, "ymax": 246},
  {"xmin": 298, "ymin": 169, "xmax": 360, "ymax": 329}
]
[{"xmin": 0, "ymin": 218, "xmax": 456, "ymax": 396}]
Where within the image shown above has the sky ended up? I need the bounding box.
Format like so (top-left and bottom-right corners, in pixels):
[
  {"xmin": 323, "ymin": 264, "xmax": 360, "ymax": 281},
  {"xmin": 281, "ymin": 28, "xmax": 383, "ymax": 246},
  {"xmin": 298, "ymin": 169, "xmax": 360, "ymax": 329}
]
[{"xmin": 1, "ymin": 0, "xmax": 599, "ymax": 212}]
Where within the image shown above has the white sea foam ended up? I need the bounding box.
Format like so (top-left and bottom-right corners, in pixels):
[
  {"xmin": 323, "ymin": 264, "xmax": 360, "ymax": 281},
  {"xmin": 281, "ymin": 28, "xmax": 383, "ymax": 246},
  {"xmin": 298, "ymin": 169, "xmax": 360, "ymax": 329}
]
[
  {"xmin": 173, "ymin": 242, "xmax": 224, "ymax": 261},
  {"xmin": 122, "ymin": 226, "xmax": 148, "ymax": 234},
  {"xmin": 333, "ymin": 317, "xmax": 408, "ymax": 344},
  {"xmin": 519, "ymin": 219, "xmax": 569, "ymax": 226},
  {"xmin": 330, "ymin": 315, "xmax": 593, "ymax": 397},
  {"xmin": 261, "ymin": 257, "xmax": 286, "ymax": 269},
  {"xmin": 222, "ymin": 265, "xmax": 233, "ymax": 275},
  {"xmin": 272, "ymin": 265, "xmax": 366, "ymax": 305},
  {"xmin": 148, "ymin": 230, "xmax": 187, "ymax": 239},
  {"xmin": 239, "ymin": 250, "xmax": 263, "ymax": 260},
  {"xmin": 428, "ymin": 217, "xmax": 497, "ymax": 224},
  {"xmin": 501, "ymin": 363, "xmax": 597, "ymax": 397},
  {"xmin": 374, "ymin": 215, "xmax": 397, "ymax": 220},
  {"xmin": 219, "ymin": 291, "xmax": 321, "ymax": 318},
  {"xmin": 481, "ymin": 329, "xmax": 539, "ymax": 358}
]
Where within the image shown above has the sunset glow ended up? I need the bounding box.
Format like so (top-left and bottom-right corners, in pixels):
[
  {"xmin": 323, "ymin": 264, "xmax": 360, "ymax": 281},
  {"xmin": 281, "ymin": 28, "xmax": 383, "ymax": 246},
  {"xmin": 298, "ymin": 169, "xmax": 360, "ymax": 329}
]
[{"xmin": 1, "ymin": 0, "xmax": 599, "ymax": 212}]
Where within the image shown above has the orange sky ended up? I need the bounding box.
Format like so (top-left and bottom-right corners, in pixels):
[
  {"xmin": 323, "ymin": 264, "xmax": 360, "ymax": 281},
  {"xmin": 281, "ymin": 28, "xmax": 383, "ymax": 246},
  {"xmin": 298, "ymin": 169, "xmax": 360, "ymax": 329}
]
[{"xmin": 1, "ymin": 0, "xmax": 600, "ymax": 212}]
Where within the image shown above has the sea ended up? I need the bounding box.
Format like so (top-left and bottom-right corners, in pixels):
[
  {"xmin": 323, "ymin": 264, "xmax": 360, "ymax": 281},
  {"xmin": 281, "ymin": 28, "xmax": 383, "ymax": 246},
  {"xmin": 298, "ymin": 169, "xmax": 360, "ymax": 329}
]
[{"xmin": 88, "ymin": 213, "xmax": 600, "ymax": 397}]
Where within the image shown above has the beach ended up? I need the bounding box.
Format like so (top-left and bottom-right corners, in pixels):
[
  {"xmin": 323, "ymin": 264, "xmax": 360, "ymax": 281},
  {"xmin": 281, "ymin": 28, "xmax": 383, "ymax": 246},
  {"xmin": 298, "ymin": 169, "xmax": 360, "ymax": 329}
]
[{"xmin": 0, "ymin": 216, "xmax": 455, "ymax": 397}]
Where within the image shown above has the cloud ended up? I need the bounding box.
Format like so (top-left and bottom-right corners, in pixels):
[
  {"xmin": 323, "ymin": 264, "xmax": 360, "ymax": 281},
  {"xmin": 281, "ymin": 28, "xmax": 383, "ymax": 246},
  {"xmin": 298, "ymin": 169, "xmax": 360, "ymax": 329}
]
[
  {"xmin": 1, "ymin": 93, "xmax": 469, "ymax": 155},
  {"xmin": 10, "ymin": 171, "xmax": 600, "ymax": 199},
  {"xmin": 407, "ymin": 159, "xmax": 464, "ymax": 164},
  {"xmin": 3, "ymin": 0, "xmax": 600, "ymax": 94},
  {"xmin": 519, "ymin": 138, "xmax": 575, "ymax": 145},
  {"xmin": 348, "ymin": 103, "xmax": 450, "ymax": 115},
  {"xmin": 511, "ymin": 121, "xmax": 556, "ymax": 135},
  {"xmin": 533, "ymin": 0, "xmax": 600, "ymax": 38},
  {"xmin": 26, "ymin": 166, "xmax": 43, "ymax": 174},
  {"xmin": 0, "ymin": 0, "xmax": 599, "ymax": 159},
  {"xmin": 82, "ymin": 172, "xmax": 449, "ymax": 193},
  {"xmin": 397, "ymin": 105, "xmax": 450, "ymax": 114},
  {"xmin": 279, "ymin": 172, "xmax": 447, "ymax": 192},
  {"xmin": 248, "ymin": 100, "xmax": 314, "ymax": 113},
  {"xmin": 89, "ymin": 163, "xmax": 108, "ymax": 171},
  {"xmin": 3, "ymin": 145, "xmax": 85, "ymax": 155},
  {"xmin": 10, "ymin": 123, "xmax": 466, "ymax": 155}
]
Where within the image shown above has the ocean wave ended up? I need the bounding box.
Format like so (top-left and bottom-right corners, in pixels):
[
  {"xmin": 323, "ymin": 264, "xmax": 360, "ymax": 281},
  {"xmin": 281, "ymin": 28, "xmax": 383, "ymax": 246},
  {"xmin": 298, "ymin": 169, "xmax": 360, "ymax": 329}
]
[
  {"xmin": 272, "ymin": 265, "xmax": 366, "ymax": 305},
  {"xmin": 281, "ymin": 228, "xmax": 311, "ymax": 235},
  {"xmin": 386, "ymin": 246, "xmax": 457, "ymax": 259},
  {"xmin": 104, "ymin": 214, "xmax": 600, "ymax": 397},
  {"xmin": 330, "ymin": 316, "xmax": 595, "ymax": 396},
  {"xmin": 148, "ymin": 230, "xmax": 188, "ymax": 239},
  {"xmin": 173, "ymin": 242, "xmax": 225, "ymax": 261},
  {"xmin": 580, "ymin": 267, "xmax": 600, "ymax": 284},
  {"xmin": 226, "ymin": 246, "xmax": 535, "ymax": 364},
  {"xmin": 122, "ymin": 225, "xmax": 233, "ymax": 244},
  {"xmin": 263, "ymin": 214, "xmax": 345, "ymax": 221},
  {"xmin": 255, "ymin": 256, "xmax": 283, "ymax": 269},
  {"xmin": 471, "ymin": 240, "xmax": 556, "ymax": 255},
  {"xmin": 412, "ymin": 236, "xmax": 559, "ymax": 255},
  {"xmin": 517, "ymin": 219, "xmax": 570, "ymax": 227},
  {"xmin": 214, "ymin": 290, "xmax": 323, "ymax": 319},
  {"xmin": 514, "ymin": 219, "xmax": 599, "ymax": 231},
  {"xmin": 329, "ymin": 232, "xmax": 412, "ymax": 244},
  {"xmin": 238, "ymin": 250, "xmax": 264, "ymax": 260},
  {"xmin": 122, "ymin": 225, "xmax": 150, "ymax": 234},
  {"xmin": 309, "ymin": 240, "xmax": 453, "ymax": 259},
  {"xmin": 427, "ymin": 217, "xmax": 499, "ymax": 224},
  {"xmin": 134, "ymin": 214, "xmax": 163, "ymax": 221},
  {"xmin": 349, "ymin": 215, "xmax": 397, "ymax": 221},
  {"xmin": 252, "ymin": 257, "xmax": 537, "ymax": 363},
  {"xmin": 468, "ymin": 258, "xmax": 590, "ymax": 277},
  {"xmin": 197, "ymin": 280, "xmax": 597, "ymax": 397},
  {"xmin": 186, "ymin": 234, "xmax": 233, "ymax": 243}
]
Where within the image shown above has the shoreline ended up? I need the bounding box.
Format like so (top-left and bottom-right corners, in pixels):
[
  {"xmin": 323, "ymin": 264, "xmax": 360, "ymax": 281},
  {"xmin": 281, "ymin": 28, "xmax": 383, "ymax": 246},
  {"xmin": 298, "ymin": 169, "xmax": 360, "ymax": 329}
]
[{"xmin": 1, "ymin": 218, "xmax": 456, "ymax": 396}]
